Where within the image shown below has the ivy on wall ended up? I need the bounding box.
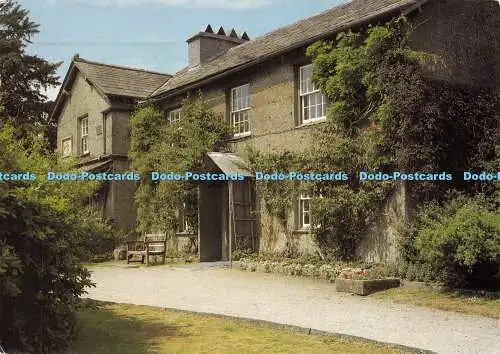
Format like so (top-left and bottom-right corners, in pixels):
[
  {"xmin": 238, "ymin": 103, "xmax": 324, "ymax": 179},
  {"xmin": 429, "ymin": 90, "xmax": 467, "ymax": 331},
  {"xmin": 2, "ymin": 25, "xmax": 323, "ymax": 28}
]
[
  {"xmin": 247, "ymin": 17, "xmax": 499, "ymax": 261},
  {"xmin": 129, "ymin": 94, "xmax": 231, "ymax": 242}
]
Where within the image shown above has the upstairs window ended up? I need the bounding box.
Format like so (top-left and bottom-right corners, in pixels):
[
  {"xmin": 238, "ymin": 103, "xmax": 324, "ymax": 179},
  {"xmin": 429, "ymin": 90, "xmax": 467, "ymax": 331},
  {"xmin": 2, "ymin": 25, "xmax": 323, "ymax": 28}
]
[
  {"xmin": 80, "ymin": 116, "xmax": 89, "ymax": 155},
  {"xmin": 168, "ymin": 108, "xmax": 182, "ymax": 123},
  {"xmin": 230, "ymin": 83, "xmax": 251, "ymax": 137},
  {"xmin": 299, "ymin": 64, "xmax": 327, "ymax": 124}
]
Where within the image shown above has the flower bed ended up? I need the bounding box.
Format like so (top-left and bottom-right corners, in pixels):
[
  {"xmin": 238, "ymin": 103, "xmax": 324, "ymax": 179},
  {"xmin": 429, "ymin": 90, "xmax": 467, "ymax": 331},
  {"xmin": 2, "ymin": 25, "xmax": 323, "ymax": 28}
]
[
  {"xmin": 239, "ymin": 258, "xmax": 351, "ymax": 282},
  {"xmin": 238, "ymin": 258, "xmax": 401, "ymax": 295}
]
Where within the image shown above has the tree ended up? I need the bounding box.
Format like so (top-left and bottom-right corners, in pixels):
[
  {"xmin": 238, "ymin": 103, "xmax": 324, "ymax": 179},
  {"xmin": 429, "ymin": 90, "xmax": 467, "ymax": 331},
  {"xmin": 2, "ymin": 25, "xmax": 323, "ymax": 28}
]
[{"xmin": 0, "ymin": 0, "xmax": 60, "ymax": 148}]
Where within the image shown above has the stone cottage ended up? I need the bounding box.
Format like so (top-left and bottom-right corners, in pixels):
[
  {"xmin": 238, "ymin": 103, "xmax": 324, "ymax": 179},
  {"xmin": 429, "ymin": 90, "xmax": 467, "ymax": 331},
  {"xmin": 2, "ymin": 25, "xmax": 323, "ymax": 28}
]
[
  {"xmin": 53, "ymin": 0, "xmax": 499, "ymax": 260},
  {"xmin": 51, "ymin": 56, "xmax": 171, "ymax": 234}
]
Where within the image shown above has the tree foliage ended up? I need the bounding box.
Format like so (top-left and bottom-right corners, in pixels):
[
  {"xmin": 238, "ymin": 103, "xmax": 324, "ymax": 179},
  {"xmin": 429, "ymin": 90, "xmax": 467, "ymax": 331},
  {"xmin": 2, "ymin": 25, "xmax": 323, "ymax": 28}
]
[{"xmin": 0, "ymin": 0, "xmax": 60, "ymax": 147}]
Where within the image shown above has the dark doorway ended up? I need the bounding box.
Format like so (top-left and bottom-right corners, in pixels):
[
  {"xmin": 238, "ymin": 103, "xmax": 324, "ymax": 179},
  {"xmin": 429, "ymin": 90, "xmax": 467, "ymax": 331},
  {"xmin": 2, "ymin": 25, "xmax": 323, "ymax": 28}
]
[{"xmin": 199, "ymin": 181, "xmax": 225, "ymax": 262}]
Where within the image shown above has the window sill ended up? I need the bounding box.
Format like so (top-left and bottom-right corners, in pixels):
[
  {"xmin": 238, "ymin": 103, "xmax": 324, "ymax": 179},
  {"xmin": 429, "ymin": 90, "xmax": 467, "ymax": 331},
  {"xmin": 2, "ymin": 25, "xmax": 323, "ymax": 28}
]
[
  {"xmin": 229, "ymin": 132, "xmax": 252, "ymax": 141},
  {"xmin": 295, "ymin": 118, "xmax": 327, "ymax": 129},
  {"xmin": 292, "ymin": 228, "xmax": 311, "ymax": 235}
]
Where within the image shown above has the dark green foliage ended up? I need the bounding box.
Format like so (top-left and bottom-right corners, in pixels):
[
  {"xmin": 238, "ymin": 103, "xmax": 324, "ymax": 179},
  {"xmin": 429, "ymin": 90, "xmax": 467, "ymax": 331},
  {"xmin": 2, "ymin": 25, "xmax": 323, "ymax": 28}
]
[
  {"xmin": 0, "ymin": 188, "xmax": 93, "ymax": 353},
  {"xmin": 75, "ymin": 209, "xmax": 124, "ymax": 262},
  {"xmin": 305, "ymin": 17, "xmax": 499, "ymax": 267},
  {"xmin": 401, "ymin": 193, "xmax": 500, "ymax": 290},
  {"xmin": 0, "ymin": 1, "xmax": 60, "ymax": 148},
  {"xmin": 0, "ymin": 125, "xmax": 113, "ymax": 352}
]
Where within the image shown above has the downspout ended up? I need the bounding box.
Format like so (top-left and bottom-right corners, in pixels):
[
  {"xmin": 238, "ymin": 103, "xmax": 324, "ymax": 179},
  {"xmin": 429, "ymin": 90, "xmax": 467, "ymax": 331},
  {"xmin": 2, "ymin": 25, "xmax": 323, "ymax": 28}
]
[{"xmin": 102, "ymin": 112, "xmax": 107, "ymax": 155}]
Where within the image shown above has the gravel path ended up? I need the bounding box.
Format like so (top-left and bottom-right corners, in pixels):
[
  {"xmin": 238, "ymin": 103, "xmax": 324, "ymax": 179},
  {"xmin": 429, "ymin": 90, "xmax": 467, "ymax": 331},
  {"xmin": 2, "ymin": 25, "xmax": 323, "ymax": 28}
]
[{"xmin": 86, "ymin": 264, "xmax": 499, "ymax": 354}]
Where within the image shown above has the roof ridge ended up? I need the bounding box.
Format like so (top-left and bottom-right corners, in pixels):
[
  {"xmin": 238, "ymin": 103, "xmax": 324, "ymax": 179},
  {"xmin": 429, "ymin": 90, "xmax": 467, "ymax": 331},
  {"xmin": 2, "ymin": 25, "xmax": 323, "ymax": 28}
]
[
  {"xmin": 74, "ymin": 56, "xmax": 172, "ymax": 77},
  {"xmin": 233, "ymin": 0, "xmax": 352, "ymax": 50},
  {"xmin": 151, "ymin": 0, "xmax": 421, "ymax": 98}
]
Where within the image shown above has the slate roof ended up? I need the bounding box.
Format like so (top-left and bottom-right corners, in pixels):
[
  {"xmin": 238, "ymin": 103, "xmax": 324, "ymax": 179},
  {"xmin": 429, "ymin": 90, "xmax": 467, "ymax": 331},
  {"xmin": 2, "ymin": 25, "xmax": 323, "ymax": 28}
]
[
  {"xmin": 73, "ymin": 57, "xmax": 171, "ymax": 98},
  {"xmin": 151, "ymin": 0, "xmax": 425, "ymax": 99}
]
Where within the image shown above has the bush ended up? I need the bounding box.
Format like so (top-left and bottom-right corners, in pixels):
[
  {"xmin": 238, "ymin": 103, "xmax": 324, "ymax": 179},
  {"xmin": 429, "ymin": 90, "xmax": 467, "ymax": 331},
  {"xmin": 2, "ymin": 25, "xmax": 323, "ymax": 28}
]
[
  {"xmin": 76, "ymin": 209, "xmax": 123, "ymax": 262},
  {"xmin": 405, "ymin": 193, "xmax": 500, "ymax": 290},
  {"xmin": 0, "ymin": 189, "xmax": 93, "ymax": 353},
  {"xmin": 0, "ymin": 125, "xmax": 113, "ymax": 352}
]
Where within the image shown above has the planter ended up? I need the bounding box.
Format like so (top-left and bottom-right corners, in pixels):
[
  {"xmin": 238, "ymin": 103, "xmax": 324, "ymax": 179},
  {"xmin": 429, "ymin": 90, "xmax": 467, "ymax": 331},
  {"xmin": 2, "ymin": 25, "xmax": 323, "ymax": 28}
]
[{"xmin": 335, "ymin": 278, "xmax": 400, "ymax": 296}]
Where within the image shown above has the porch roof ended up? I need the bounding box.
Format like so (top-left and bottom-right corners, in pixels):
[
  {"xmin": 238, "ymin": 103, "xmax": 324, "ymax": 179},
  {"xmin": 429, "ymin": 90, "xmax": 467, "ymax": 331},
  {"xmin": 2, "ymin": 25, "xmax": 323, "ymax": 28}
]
[{"xmin": 206, "ymin": 152, "xmax": 253, "ymax": 178}]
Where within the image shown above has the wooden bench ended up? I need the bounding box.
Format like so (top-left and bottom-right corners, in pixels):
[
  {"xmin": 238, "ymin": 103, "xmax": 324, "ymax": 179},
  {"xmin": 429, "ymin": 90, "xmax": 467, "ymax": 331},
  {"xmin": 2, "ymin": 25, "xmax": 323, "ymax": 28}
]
[{"xmin": 126, "ymin": 233, "xmax": 167, "ymax": 266}]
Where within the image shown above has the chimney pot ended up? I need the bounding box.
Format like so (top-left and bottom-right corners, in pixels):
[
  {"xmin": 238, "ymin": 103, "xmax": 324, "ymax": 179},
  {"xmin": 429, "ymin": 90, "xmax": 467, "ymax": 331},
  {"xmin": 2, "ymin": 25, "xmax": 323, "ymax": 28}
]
[
  {"xmin": 217, "ymin": 26, "xmax": 226, "ymax": 36},
  {"xmin": 187, "ymin": 27, "xmax": 249, "ymax": 67},
  {"xmin": 204, "ymin": 24, "xmax": 214, "ymax": 34}
]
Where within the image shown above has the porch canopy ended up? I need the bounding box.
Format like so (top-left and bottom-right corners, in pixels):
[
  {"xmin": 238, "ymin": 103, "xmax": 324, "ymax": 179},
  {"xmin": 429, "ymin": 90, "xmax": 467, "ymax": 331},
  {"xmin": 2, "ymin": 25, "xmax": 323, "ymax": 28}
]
[
  {"xmin": 199, "ymin": 153, "xmax": 256, "ymax": 262},
  {"xmin": 205, "ymin": 152, "xmax": 253, "ymax": 178}
]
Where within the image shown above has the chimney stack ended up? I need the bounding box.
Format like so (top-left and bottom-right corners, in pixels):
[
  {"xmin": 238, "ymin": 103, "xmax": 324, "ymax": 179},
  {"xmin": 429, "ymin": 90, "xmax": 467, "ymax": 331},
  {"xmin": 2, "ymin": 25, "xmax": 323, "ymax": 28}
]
[{"xmin": 187, "ymin": 25, "xmax": 250, "ymax": 68}]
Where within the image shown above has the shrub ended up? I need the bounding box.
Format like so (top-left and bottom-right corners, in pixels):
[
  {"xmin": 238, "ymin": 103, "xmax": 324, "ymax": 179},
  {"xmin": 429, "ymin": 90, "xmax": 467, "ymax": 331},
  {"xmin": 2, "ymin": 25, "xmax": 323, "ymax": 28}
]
[
  {"xmin": 408, "ymin": 193, "xmax": 500, "ymax": 289},
  {"xmin": 0, "ymin": 189, "xmax": 93, "ymax": 353},
  {"xmin": 76, "ymin": 209, "xmax": 123, "ymax": 262},
  {"xmin": 0, "ymin": 126, "xmax": 111, "ymax": 352}
]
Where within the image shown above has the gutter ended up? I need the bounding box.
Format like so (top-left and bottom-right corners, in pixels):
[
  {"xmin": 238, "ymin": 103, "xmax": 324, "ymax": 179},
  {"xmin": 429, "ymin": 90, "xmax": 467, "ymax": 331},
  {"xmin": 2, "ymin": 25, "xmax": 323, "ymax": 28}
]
[{"xmin": 74, "ymin": 154, "xmax": 128, "ymax": 168}]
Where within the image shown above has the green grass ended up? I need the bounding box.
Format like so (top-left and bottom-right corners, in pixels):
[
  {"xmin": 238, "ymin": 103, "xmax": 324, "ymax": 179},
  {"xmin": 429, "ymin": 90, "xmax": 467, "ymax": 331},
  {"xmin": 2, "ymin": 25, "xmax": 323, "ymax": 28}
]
[
  {"xmin": 374, "ymin": 288, "xmax": 500, "ymax": 319},
  {"xmin": 69, "ymin": 300, "xmax": 411, "ymax": 354}
]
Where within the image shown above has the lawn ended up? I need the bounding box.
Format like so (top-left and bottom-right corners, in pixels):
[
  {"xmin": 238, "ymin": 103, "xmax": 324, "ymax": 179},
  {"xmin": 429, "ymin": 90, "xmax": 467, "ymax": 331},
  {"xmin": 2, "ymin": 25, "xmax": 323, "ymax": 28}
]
[
  {"xmin": 373, "ymin": 287, "xmax": 500, "ymax": 319},
  {"xmin": 69, "ymin": 300, "xmax": 411, "ymax": 354}
]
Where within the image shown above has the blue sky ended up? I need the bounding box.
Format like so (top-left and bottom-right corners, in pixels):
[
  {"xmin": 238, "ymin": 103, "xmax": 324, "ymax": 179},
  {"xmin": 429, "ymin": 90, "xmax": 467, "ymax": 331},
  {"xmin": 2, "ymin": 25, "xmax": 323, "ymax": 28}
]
[{"xmin": 21, "ymin": 0, "xmax": 347, "ymax": 100}]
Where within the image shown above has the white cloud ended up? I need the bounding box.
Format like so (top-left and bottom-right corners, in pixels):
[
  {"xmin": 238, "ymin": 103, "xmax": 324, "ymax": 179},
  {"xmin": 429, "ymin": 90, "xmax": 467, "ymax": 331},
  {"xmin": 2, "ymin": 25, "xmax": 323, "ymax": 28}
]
[
  {"xmin": 42, "ymin": 85, "xmax": 61, "ymax": 102},
  {"xmin": 49, "ymin": 0, "xmax": 272, "ymax": 9}
]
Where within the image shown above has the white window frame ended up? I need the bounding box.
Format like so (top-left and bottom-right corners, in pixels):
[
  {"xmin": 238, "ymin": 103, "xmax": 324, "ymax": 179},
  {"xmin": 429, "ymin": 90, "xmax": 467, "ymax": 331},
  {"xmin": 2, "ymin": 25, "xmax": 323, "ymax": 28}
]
[
  {"xmin": 299, "ymin": 64, "xmax": 327, "ymax": 125},
  {"xmin": 168, "ymin": 108, "xmax": 182, "ymax": 123},
  {"xmin": 298, "ymin": 193, "xmax": 312, "ymax": 229},
  {"xmin": 80, "ymin": 116, "xmax": 89, "ymax": 155},
  {"xmin": 177, "ymin": 202, "xmax": 193, "ymax": 234},
  {"xmin": 230, "ymin": 83, "xmax": 251, "ymax": 138},
  {"xmin": 61, "ymin": 137, "xmax": 72, "ymax": 158}
]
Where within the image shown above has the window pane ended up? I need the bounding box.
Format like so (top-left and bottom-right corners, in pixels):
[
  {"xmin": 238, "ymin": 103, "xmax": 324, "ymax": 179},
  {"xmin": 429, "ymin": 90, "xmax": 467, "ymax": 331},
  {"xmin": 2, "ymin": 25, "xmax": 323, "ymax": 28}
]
[{"xmin": 231, "ymin": 84, "xmax": 251, "ymax": 135}]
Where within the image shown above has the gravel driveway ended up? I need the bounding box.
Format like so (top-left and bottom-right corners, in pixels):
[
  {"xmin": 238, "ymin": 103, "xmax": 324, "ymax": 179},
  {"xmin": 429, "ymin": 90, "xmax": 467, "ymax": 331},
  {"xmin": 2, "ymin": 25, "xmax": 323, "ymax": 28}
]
[{"xmin": 85, "ymin": 263, "xmax": 499, "ymax": 354}]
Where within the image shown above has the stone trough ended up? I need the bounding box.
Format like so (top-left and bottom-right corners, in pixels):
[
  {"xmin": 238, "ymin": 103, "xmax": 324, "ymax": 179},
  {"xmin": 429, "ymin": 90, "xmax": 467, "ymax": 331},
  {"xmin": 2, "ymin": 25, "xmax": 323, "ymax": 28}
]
[{"xmin": 335, "ymin": 278, "xmax": 401, "ymax": 296}]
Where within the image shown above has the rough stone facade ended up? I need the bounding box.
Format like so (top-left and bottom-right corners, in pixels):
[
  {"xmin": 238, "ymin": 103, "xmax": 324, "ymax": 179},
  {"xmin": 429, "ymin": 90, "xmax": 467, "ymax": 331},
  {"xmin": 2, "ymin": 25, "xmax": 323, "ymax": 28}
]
[
  {"xmin": 56, "ymin": 71, "xmax": 137, "ymax": 235},
  {"xmin": 157, "ymin": 0, "xmax": 499, "ymax": 262}
]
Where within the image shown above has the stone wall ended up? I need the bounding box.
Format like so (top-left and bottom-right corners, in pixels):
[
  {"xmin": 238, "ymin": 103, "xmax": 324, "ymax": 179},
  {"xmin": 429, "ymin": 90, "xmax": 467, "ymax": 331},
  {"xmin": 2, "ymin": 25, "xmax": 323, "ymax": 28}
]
[
  {"xmin": 155, "ymin": 0, "xmax": 498, "ymax": 262},
  {"xmin": 56, "ymin": 72, "xmax": 109, "ymax": 158},
  {"xmin": 409, "ymin": 0, "xmax": 500, "ymax": 90}
]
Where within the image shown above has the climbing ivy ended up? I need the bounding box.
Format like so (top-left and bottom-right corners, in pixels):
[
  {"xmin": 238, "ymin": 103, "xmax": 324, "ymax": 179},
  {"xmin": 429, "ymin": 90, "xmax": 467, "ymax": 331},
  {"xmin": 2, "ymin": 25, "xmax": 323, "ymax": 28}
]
[
  {"xmin": 129, "ymin": 94, "xmax": 231, "ymax": 241},
  {"xmin": 248, "ymin": 17, "xmax": 498, "ymax": 261}
]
